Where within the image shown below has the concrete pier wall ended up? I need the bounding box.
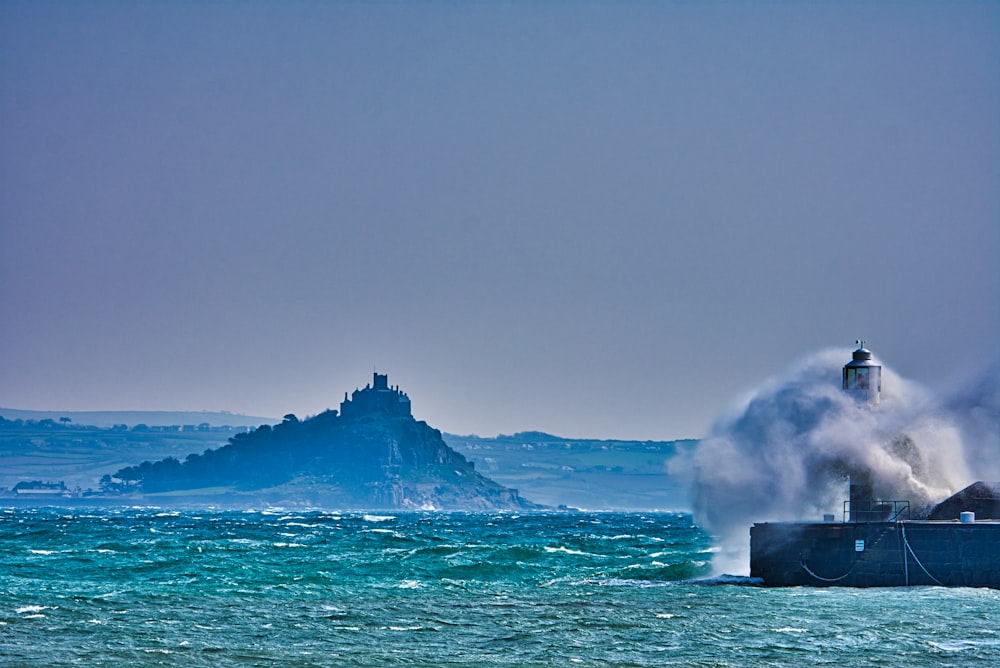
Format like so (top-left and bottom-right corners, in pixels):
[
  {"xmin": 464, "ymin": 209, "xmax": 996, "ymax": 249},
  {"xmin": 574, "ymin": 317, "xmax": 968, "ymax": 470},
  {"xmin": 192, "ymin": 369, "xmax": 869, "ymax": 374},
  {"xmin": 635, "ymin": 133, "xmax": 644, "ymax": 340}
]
[{"xmin": 750, "ymin": 521, "xmax": 1000, "ymax": 588}]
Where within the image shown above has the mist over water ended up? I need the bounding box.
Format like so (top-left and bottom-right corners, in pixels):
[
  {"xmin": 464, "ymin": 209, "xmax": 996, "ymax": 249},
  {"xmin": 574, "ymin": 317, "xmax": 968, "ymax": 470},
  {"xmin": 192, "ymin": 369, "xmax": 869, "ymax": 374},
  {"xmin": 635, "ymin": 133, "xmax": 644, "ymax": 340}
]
[{"xmin": 672, "ymin": 348, "xmax": 1000, "ymax": 575}]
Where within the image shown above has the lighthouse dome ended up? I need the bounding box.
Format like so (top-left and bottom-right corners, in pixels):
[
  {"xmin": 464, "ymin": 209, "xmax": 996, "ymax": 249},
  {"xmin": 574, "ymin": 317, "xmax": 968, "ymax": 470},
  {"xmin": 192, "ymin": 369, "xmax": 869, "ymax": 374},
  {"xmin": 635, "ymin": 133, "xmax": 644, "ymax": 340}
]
[{"xmin": 848, "ymin": 347, "xmax": 874, "ymax": 365}]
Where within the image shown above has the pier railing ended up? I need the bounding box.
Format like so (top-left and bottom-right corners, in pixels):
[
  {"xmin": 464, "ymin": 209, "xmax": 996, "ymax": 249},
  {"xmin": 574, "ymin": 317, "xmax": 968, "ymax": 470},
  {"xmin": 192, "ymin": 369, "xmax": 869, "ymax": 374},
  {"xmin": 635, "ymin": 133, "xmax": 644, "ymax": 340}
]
[{"xmin": 844, "ymin": 499, "xmax": 910, "ymax": 523}]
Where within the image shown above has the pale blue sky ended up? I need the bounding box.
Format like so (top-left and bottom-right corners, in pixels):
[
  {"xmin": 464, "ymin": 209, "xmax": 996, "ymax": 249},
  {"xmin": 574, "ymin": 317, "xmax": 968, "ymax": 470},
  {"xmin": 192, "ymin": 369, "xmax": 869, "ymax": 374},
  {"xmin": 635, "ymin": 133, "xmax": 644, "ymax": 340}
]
[{"xmin": 2, "ymin": 2, "xmax": 997, "ymax": 439}]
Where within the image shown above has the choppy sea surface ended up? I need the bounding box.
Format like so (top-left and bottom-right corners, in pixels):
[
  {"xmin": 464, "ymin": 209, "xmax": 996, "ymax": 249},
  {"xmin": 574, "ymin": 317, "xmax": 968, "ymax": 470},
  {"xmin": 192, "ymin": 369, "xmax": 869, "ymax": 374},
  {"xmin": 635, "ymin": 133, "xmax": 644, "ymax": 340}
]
[{"xmin": 2, "ymin": 508, "xmax": 999, "ymax": 667}]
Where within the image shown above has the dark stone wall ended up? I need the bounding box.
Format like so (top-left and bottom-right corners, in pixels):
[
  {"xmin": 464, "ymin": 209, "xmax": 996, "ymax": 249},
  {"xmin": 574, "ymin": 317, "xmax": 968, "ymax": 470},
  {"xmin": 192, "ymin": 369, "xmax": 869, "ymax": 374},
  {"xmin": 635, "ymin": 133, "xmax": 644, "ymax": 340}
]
[{"xmin": 750, "ymin": 521, "xmax": 1000, "ymax": 588}]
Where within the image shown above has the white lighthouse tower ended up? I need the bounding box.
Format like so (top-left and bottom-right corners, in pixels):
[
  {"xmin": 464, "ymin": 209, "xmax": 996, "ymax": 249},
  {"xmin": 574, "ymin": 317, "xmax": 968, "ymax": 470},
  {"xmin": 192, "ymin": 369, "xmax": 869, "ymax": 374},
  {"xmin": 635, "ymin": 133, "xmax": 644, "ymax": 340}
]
[{"xmin": 844, "ymin": 340, "xmax": 883, "ymax": 521}]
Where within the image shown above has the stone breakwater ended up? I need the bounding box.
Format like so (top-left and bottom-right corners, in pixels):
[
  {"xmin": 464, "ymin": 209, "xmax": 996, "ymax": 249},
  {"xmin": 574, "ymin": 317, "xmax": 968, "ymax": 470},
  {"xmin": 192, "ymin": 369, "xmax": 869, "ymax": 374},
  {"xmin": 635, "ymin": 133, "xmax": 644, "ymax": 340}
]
[{"xmin": 751, "ymin": 520, "xmax": 1000, "ymax": 587}]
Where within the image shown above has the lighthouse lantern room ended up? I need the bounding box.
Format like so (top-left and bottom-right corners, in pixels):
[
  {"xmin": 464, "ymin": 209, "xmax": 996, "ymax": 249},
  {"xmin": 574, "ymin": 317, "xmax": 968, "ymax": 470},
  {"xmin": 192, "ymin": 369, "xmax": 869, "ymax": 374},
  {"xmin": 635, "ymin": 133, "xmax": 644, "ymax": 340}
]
[{"xmin": 843, "ymin": 340, "xmax": 881, "ymax": 405}]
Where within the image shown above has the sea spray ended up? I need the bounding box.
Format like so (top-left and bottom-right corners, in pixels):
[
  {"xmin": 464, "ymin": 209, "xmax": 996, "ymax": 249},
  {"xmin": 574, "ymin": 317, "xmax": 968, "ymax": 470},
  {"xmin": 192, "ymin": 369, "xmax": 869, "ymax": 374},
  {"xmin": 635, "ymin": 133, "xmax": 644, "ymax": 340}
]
[
  {"xmin": 943, "ymin": 356, "xmax": 1000, "ymax": 481},
  {"xmin": 671, "ymin": 348, "xmax": 999, "ymax": 575}
]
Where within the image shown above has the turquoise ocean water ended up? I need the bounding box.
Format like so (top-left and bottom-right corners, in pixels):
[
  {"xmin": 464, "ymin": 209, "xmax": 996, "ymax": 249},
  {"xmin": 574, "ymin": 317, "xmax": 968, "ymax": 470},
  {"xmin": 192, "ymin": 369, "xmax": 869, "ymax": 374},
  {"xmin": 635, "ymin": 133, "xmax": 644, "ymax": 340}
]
[{"xmin": 2, "ymin": 508, "xmax": 999, "ymax": 666}]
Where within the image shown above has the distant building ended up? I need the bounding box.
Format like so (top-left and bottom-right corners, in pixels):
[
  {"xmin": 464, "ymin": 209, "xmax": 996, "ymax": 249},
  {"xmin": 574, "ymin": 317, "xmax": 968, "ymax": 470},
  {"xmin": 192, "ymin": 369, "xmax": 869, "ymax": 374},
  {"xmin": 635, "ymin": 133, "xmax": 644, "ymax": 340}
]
[
  {"xmin": 12, "ymin": 481, "xmax": 69, "ymax": 497},
  {"xmin": 340, "ymin": 372, "xmax": 412, "ymax": 419}
]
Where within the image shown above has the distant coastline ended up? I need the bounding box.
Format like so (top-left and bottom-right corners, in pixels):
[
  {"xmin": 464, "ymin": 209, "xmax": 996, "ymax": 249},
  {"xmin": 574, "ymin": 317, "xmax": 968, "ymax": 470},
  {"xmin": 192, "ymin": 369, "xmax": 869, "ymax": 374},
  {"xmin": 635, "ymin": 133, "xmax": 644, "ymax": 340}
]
[
  {"xmin": 0, "ymin": 408, "xmax": 277, "ymax": 429},
  {"xmin": 0, "ymin": 406, "xmax": 694, "ymax": 510}
]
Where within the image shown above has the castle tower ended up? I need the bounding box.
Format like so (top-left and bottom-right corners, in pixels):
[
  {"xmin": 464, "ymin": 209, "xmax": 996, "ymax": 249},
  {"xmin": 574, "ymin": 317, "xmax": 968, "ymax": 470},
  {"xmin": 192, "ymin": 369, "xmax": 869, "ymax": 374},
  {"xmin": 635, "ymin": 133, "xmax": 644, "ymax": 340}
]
[{"xmin": 340, "ymin": 372, "xmax": 412, "ymax": 419}]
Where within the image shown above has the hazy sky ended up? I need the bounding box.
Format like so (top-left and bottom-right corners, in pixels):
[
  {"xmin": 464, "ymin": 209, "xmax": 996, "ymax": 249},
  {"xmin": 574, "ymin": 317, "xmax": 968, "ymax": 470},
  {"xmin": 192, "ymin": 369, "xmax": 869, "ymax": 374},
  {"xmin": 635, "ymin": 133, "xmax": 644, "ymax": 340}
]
[{"xmin": 2, "ymin": 2, "xmax": 997, "ymax": 440}]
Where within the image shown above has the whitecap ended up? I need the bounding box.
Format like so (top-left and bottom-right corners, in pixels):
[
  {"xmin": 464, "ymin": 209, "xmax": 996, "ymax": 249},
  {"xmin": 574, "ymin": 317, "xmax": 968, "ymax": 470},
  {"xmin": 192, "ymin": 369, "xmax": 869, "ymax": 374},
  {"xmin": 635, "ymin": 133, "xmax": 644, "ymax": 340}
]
[
  {"xmin": 92, "ymin": 591, "xmax": 122, "ymax": 600},
  {"xmin": 398, "ymin": 580, "xmax": 422, "ymax": 589},
  {"xmin": 544, "ymin": 546, "xmax": 590, "ymax": 556},
  {"xmin": 364, "ymin": 514, "xmax": 395, "ymax": 522},
  {"xmin": 589, "ymin": 577, "xmax": 674, "ymax": 588},
  {"xmin": 927, "ymin": 640, "xmax": 996, "ymax": 652},
  {"xmin": 16, "ymin": 605, "xmax": 50, "ymax": 614},
  {"xmin": 690, "ymin": 574, "xmax": 764, "ymax": 586},
  {"xmin": 29, "ymin": 549, "xmax": 55, "ymax": 555},
  {"xmin": 776, "ymin": 627, "xmax": 808, "ymax": 633}
]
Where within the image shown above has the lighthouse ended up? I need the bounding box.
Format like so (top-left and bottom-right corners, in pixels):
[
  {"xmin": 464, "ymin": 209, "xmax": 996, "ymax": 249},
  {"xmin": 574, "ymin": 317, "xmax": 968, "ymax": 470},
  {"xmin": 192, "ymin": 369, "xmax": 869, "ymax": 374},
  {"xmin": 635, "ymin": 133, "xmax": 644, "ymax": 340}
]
[
  {"xmin": 844, "ymin": 341, "xmax": 883, "ymax": 520},
  {"xmin": 843, "ymin": 340, "xmax": 881, "ymax": 405},
  {"xmin": 750, "ymin": 340, "xmax": 1000, "ymax": 588}
]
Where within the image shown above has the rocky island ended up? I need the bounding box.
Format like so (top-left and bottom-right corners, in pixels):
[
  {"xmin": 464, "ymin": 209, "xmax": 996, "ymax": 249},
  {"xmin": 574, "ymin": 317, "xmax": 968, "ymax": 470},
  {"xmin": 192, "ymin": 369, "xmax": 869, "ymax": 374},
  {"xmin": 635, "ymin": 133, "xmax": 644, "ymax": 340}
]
[{"xmin": 107, "ymin": 373, "xmax": 539, "ymax": 510}]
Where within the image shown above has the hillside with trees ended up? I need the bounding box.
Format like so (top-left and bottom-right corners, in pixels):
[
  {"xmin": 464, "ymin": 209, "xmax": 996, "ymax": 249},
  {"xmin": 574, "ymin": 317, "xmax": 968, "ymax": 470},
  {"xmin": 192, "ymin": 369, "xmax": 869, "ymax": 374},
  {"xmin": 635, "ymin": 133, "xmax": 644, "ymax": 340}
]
[
  {"xmin": 0, "ymin": 415, "xmax": 240, "ymax": 493},
  {"xmin": 445, "ymin": 432, "xmax": 696, "ymax": 510},
  {"xmin": 108, "ymin": 410, "xmax": 537, "ymax": 510}
]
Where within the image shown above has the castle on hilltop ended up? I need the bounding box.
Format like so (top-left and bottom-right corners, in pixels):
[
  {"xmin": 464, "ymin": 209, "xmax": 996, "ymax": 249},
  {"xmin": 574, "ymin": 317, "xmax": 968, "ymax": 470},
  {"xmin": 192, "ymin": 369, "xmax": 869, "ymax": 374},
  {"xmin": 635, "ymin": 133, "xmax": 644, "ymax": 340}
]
[{"xmin": 340, "ymin": 372, "xmax": 412, "ymax": 419}]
